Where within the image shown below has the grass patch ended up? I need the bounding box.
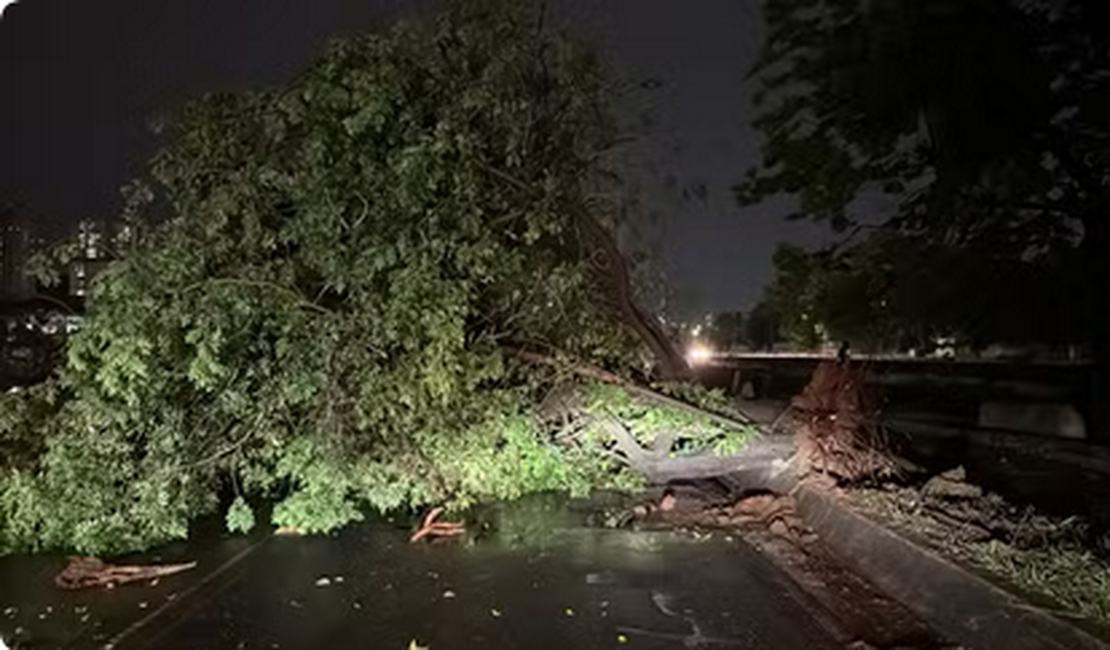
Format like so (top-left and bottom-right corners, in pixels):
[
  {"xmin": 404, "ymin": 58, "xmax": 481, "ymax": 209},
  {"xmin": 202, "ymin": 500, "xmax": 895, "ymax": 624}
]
[
  {"xmin": 971, "ymin": 540, "xmax": 1110, "ymax": 623},
  {"xmin": 852, "ymin": 486, "xmax": 1110, "ymax": 627}
]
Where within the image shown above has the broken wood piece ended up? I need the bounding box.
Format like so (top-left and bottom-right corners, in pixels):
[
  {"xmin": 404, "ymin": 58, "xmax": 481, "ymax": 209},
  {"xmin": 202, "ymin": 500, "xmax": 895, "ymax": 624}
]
[
  {"xmin": 54, "ymin": 556, "xmax": 197, "ymax": 590},
  {"xmin": 410, "ymin": 507, "xmax": 466, "ymax": 543}
]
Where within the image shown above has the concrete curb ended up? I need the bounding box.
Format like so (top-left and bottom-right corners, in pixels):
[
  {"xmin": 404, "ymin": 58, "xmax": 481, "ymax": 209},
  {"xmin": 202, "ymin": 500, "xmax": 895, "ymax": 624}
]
[
  {"xmin": 793, "ymin": 484, "xmax": 1110, "ymax": 650},
  {"xmin": 719, "ymin": 462, "xmax": 1110, "ymax": 650}
]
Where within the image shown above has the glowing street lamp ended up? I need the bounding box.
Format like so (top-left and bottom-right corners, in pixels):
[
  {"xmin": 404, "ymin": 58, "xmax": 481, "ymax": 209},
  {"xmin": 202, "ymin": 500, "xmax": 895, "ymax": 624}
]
[{"xmin": 686, "ymin": 341, "xmax": 713, "ymax": 365}]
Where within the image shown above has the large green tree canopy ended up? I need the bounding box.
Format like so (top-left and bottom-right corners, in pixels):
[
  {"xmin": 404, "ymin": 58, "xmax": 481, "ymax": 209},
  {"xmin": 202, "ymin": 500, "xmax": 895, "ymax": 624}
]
[
  {"xmin": 0, "ymin": 1, "xmax": 712, "ymax": 555},
  {"xmin": 740, "ymin": 0, "xmax": 1109, "ymax": 351}
]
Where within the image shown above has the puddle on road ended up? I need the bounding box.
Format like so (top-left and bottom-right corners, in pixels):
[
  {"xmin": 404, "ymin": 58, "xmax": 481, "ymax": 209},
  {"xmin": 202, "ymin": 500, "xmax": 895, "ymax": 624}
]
[{"xmin": 0, "ymin": 494, "xmax": 842, "ymax": 650}]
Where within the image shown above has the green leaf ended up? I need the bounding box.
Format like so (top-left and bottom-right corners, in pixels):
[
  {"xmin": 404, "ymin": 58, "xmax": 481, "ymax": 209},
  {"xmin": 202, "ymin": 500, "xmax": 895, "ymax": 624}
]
[{"xmin": 226, "ymin": 496, "xmax": 256, "ymax": 534}]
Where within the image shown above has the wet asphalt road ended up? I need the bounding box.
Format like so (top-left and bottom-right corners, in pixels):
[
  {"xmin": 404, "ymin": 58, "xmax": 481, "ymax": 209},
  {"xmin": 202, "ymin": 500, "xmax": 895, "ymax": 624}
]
[{"xmin": 1, "ymin": 514, "xmax": 848, "ymax": 650}]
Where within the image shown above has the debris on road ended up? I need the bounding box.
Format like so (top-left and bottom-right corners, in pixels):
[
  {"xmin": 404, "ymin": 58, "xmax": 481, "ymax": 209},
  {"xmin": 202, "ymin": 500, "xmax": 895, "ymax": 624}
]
[
  {"xmin": 618, "ymin": 482, "xmax": 816, "ymax": 546},
  {"xmin": 921, "ymin": 466, "xmax": 983, "ymax": 500},
  {"xmin": 409, "ymin": 507, "xmax": 466, "ymax": 543},
  {"xmin": 54, "ymin": 556, "xmax": 197, "ymax": 590}
]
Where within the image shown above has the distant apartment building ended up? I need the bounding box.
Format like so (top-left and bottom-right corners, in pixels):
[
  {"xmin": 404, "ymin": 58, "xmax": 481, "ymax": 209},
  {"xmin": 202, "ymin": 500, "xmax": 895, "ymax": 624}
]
[
  {"xmin": 0, "ymin": 206, "xmax": 33, "ymax": 301},
  {"xmin": 68, "ymin": 219, "xmax": 112, "ymax": 297}
]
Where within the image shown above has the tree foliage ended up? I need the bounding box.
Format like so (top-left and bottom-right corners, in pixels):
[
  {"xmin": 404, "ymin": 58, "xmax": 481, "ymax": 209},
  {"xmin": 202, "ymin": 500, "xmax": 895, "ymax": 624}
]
[
  {"xmin": 0, "ymin": 1, "xmax": 701, "ymax": 555},
  {"xmin": 762, "ymin": 237, "xmax": 1085, "ymax": 353},
  {"xmin": 740, "ymin": 0, "xmax": 1110, "ymax": 351}
]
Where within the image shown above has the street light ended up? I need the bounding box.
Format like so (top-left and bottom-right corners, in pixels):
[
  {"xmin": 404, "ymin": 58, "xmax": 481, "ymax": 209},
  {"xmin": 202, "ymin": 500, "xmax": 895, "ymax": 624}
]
[{"xmin": 686, "ymin": 341, "xmax": 713, "ymax": 366}]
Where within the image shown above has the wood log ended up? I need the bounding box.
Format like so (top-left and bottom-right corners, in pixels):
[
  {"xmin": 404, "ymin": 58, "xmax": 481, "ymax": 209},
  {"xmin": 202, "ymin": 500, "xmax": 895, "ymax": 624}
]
[{"xmin": 600, "ymin": 415, "xmax": 796, "ymax": 483}]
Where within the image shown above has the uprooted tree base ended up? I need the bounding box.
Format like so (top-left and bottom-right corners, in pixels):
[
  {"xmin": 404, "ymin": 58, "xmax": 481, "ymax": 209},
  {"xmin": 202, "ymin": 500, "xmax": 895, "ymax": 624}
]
[
  {"xmin": 781, "ymin": 362, "xmax": 1110, "ymax": 624},
  {"xmin": 783, "ymin": 360, "xmax": 907, "ymax": 484}
]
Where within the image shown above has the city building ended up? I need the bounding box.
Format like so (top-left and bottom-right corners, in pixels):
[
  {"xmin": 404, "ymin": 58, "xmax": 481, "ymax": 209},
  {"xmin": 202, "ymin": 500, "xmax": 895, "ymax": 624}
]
[{"xmin": 0, "ymin": 206, "xmax": 33, "ymax": 301}]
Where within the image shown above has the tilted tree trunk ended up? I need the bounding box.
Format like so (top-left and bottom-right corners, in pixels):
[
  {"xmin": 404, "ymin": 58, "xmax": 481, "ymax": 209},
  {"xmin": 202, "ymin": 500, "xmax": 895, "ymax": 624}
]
[
  {"xmin": 576, "ymin": 210, "xmax": 690, "ymax": 380},
  {"xmin": 477, "ymin": 160, "xmax": 688, "ymax": 379}
]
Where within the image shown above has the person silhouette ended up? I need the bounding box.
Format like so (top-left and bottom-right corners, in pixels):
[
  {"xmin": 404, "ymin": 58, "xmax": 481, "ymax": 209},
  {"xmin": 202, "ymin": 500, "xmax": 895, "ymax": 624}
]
[{"xmin": 837, "ymin": 340, "xmax": 850, "ymax": 364}]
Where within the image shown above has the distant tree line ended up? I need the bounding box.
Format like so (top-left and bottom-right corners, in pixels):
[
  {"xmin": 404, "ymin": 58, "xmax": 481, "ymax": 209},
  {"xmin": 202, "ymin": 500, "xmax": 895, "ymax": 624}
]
[{"xmin": 739, "ymin": 0, "xmax": 1107, "ymax": 362}]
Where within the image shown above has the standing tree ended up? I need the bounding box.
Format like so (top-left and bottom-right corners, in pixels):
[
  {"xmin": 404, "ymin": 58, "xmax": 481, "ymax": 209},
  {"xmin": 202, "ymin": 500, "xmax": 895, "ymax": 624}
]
[
  {"xmin": 744, "ymin": 300, "xmax": 780, "ymax": 351},
  {"xmin": 739, "ymin": 0, "xmax": 1109, "ymax": 423}
]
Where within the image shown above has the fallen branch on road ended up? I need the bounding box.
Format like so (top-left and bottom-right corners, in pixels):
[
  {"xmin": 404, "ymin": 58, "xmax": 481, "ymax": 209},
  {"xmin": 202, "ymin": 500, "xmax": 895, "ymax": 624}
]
[
  {"xmin": 54, "ymin": 556, "xmax": 197, "ymax": 590},
  {"xmin": 410, "ymin": 507, "xmax": 466, "ymax": 543}
]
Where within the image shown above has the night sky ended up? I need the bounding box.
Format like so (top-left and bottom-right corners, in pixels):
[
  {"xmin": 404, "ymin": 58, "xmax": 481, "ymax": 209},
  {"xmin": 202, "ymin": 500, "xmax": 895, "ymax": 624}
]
[{"xmin": 0, "ymin": 0, "xmax": 835, "ymax": 316}]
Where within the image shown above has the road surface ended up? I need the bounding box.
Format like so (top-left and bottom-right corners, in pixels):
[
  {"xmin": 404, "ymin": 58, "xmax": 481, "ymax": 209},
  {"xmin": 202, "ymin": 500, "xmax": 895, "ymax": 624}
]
[{"xmin": 0, "ymin": 498, "xmax": 948, "ymax": 650}]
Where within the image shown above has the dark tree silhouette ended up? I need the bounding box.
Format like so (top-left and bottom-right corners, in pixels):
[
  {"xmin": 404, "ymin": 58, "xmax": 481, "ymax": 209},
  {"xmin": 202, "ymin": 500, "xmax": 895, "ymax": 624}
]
[{"xmin": 740, "ymin": 0, "xmax": 1110, "ymax": 432}]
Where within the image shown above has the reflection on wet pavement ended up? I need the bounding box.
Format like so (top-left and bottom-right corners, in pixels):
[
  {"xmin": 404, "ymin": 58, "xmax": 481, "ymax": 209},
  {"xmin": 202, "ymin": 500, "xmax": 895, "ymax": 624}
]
[{"xmin": 0, "ymin": 498, "xmax": 843, "ymax": 650}]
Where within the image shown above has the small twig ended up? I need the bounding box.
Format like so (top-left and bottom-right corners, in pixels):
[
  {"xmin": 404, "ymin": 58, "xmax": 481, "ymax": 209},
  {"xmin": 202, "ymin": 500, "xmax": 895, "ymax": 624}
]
[
  {"xmin": 188, "ymin": 428, "xmax": 255, "ymax": 470},
  {"xmin": 351, "ymin": 191, "xmax": 370, "ymax": 231},
  {"xmin": 410, "ymin": 507, "xmax": 466, "ymax": 543},
  {"xmin": 478, "ymin": 161, "xmax": 534, "ymax": 195}
]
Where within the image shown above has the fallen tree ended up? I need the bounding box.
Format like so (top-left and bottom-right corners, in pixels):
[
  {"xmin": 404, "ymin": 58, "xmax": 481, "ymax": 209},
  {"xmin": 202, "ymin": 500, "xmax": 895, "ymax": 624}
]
[{"xmin": 0, "ymin": 0, "xmax": 740, "ymax": 556}]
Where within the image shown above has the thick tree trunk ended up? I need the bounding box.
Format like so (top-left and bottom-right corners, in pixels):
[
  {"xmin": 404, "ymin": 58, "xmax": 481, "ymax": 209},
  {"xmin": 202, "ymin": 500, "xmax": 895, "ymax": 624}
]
[{"xmin": 602, "ymin": 415, "xmax": 794, "ymax": 484}]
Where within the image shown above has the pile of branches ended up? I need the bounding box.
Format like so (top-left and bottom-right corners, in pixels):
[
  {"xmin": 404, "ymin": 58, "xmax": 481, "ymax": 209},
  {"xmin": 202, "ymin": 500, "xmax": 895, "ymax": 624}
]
[{"xmin": 864, "ymin": 466, "xmax": 1101, "ymax": 552}]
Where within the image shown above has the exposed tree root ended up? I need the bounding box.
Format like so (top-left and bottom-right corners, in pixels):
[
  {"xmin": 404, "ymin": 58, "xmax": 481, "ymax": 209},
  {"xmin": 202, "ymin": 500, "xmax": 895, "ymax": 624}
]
[{"xmin": 787, "ymin": 361, "xmax": 906, "ymax": 483}]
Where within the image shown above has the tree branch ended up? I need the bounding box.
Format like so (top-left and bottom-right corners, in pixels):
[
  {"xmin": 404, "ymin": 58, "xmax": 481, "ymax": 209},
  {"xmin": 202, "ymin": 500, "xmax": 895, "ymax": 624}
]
[
  {"xmin": 503, "ymin": 345, "xmax": 756, "ymax": 429},
  {"xmin": 182, "ymin": 278, "xmax": 332, "ymax": 315}
]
